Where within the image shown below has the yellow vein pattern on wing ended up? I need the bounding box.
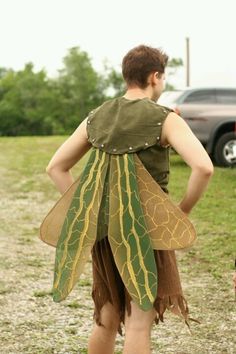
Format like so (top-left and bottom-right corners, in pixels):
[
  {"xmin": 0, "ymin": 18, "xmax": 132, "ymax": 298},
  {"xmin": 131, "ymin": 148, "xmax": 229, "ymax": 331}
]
[
  {"xmin": 134, "ymin": 154, "xmax": 196, "ymax": 250},
  {"xmin": 53, "ymin": 148, "xmax": 101, "ymax": 289},
  {"xmin": 68, "ymin": 151, "xmax": 106, "ymax": 289},
  {"xmin": 124, "ymin": 154, "xmax": 154, "ymax": 303},
  {"xmin": 108, "ymin": 153, "xmax": 157, "ymax": 310},
  {"xmin": 116, "ymin": 154, "xmax": 141, "ymax": 300}
]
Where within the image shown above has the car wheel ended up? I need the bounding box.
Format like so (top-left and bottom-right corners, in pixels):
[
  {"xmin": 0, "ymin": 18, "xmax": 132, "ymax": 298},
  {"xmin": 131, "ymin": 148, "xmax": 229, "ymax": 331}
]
[{"xmin": 214, "ymin": 132, "xmax": 236, "ymax": 167}]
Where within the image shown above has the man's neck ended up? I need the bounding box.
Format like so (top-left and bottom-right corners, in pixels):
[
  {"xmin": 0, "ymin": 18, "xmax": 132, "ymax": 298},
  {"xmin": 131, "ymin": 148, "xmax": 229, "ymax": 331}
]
[{"xmin": 123, "ymin": 87, "xmax": 152, "ymax": 100}]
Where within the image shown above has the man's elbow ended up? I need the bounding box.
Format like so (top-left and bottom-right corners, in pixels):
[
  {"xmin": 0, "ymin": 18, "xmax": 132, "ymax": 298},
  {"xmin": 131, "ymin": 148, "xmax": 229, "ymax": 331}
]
[
  {"xmin": 46, "ymin": 164, "xmax": 68, "ymax": 175},
  {"xmin": 46, "ymin": 165, "xmax": 57, "ymax": 175},
  {"xmin": 197, "ymin": 161, "xmax": 214, "ymax": 177}
]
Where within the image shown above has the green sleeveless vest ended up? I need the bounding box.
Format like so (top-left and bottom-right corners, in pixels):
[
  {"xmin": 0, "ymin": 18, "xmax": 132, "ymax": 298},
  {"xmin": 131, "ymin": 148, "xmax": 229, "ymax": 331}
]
[{"xmin": 87, "ymin": 97, "xmax": 171, "ymax": 193}]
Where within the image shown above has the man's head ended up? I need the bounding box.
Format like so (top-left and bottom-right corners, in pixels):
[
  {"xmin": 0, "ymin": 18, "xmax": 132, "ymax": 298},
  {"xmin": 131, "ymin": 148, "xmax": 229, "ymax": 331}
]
[{"xmin": 122, "ymin": 45, "xmax": 168, "ymax": 100}]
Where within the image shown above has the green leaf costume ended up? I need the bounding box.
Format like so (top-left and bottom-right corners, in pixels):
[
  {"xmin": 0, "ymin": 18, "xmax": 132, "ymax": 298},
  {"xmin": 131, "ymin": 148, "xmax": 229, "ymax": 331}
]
[{"xmin": 39, "ymin": 97, "xmax": 196, "ymax": 312}]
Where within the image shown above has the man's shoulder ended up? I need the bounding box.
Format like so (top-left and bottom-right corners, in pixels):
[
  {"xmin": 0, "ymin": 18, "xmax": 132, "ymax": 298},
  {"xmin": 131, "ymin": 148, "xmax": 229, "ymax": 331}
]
[
  {"xmin": 137, "ymin": 100, "xmax": 173, "ymax": 123},
  {"xmin": 90, "ymin": 97, "xmax": 120, "ymax": 113},
  {"xmin": 90, "ymin": 97, "xmax": 173, "ymax": 117},
  {"xmin": 145, "ymin": 100, "xmax": 173, "ymax": 114}
]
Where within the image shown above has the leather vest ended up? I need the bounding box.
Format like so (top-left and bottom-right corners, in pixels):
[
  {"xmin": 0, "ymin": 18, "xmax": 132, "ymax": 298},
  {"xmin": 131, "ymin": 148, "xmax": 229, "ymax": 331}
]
[{"xmin": 87, "ymin": 96, "xmax": 172, "ymax": 192}]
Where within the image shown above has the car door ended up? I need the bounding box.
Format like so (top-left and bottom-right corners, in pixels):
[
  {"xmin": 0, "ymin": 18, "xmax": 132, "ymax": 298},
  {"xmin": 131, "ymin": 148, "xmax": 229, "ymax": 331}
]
[{"xmin": 178, "ymin": 89, "xmax": 217, "ymax": 144}]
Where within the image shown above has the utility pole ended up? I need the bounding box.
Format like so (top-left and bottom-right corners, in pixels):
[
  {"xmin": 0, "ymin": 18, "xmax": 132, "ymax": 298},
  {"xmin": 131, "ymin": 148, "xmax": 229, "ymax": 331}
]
[{"xmin": 186, "ymin": 37, "xmax": 190, "ymax": 87}]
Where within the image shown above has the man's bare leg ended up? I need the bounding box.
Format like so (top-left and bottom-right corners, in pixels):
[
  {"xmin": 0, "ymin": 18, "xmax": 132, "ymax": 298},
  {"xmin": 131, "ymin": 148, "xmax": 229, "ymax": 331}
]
[
  {"xmin": 123, "ymin": 301, "xmax": 156, "ymax": 354},
  {"xmin": 88, "ymin": 302, "xmax": 120, "ymax": 354}
]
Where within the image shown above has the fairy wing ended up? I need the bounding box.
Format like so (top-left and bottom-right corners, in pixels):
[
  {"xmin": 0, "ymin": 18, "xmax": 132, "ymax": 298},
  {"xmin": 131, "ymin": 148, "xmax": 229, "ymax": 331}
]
[
  {"xmin": 52, "ymin": 148, "xmax": 109, "ymax": 302},
  {"xmin": 108, "ymin": 153, "xmax": 158, "ymax": 311},
  {"xmin": 39, "ymin": 177, "xmax": 80, "ymax": 248},
  {"xmin": 134, "ymin": 154, "xmax": 197, "ymax": 250}
]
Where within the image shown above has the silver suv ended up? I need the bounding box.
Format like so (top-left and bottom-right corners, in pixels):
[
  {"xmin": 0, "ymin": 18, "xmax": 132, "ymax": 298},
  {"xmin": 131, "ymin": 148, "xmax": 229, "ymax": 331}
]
[{"xmin": 158, "ymin": 87, "xmax": 236, "ymax": 167}]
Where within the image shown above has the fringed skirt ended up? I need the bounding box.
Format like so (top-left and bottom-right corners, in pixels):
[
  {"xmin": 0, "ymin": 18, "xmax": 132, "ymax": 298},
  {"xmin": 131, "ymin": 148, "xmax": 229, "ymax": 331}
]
[{"xmin": 91, "ymin": 236, "xmax": 192, "ymax": 335}]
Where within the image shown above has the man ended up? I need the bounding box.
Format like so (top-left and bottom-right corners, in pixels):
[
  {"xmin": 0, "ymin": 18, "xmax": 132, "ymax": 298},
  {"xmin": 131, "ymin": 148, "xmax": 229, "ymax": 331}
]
[{"xmin": 45, "ymin": 45, "xmax": 214, "ymax": 354}]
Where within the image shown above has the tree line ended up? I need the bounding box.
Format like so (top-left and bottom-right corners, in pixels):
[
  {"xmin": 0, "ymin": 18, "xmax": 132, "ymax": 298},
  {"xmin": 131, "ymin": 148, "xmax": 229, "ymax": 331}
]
[{"xmin": 0, "ymin": 47, "xmax": 182, "ymax": 136}]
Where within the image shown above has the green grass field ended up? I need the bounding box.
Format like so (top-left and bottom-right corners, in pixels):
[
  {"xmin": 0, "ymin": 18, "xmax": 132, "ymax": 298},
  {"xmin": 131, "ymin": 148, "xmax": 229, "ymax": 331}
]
[{"xmin": 0, "ymin": 136, "xmax": 235, "ymax": 354}]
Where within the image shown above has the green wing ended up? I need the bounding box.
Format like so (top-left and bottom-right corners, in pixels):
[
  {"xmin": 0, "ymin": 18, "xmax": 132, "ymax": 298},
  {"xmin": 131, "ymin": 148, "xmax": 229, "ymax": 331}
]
[
  {"xmin": 52, "ymin": 148, "xmax": 109, "ymax": 302},
  {"xmin": 108, "ymin": 153, "xmax": 157, "ymax": 311}
]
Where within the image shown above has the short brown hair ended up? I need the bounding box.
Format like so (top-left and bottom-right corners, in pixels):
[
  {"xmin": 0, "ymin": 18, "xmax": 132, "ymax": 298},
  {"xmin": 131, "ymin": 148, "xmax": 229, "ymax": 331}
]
[{"xmin": 122, "ymin": 45, "xmax": 168, "ymax": 89}]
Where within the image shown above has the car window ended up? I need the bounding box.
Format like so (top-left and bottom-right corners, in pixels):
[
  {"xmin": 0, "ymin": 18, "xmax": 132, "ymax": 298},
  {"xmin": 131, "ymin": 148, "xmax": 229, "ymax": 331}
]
[
  {"xmin": 184, "ymin": 90, "xmax": 216, "ymax": 104},
  {"xmin": 216, "ymin": 89, "xmax": 236, "ymax": 104},
  {"xmin": 158, "ymin": 91, "xmax": 183, "ymax": 106}
]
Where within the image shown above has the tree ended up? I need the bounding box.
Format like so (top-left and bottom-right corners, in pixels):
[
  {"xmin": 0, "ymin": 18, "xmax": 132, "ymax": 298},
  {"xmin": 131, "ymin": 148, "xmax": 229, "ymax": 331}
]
[
  {"xmin": 0, "ymin": 48, "xmax": 184, "ymax": 136},
  {"xmin": 102, "ymin": 61, "xmax": 126, "ymax": 98},
  {"xmin": 0, "ymin": 48, "xmax": 107, "ymax": 136},
  {"xmin": 165, "ymin": 58, "xmax": 183, "ymax": 91},
  {"xmin": 0, "ymin": 63, "xmax": 64, "ymax": 136},
  {"xmin": 57, "ymin": 47, "xmax": 107, "ymax": 132}
]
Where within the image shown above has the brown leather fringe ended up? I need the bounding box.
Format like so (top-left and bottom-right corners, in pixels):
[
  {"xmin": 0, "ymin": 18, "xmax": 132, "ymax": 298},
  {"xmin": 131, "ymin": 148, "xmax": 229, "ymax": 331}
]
[{"xmin": 91, "ymin": 237, "xmax": 199, "ymax": 336}]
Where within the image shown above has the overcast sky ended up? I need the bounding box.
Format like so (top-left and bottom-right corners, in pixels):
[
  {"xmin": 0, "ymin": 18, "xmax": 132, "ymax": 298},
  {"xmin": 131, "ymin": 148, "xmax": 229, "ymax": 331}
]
[{"xmin": 1, "ymin": 0, "xmax": 235, "ymax": 88}]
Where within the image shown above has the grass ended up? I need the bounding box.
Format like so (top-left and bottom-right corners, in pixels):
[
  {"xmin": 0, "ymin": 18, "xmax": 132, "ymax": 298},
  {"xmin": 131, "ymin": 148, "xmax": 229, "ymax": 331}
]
[
  {"xmin": 0, "ymin": 136, "xmax": 235, "ymax": 354},
  {"xmin": 168, "ymin": 154, "xmax": 236, "ymax": 279}
]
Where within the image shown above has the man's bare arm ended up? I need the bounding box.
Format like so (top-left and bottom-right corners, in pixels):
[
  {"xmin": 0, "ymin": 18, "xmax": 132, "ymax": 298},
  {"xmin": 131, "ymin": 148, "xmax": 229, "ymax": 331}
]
[
  {"xmin": 161, "ymin": 112, "xmax": 214, "ymax": 214},
  {"xmin": 46, "ymin": 118, "xmax": 91, "ymax": 194}
]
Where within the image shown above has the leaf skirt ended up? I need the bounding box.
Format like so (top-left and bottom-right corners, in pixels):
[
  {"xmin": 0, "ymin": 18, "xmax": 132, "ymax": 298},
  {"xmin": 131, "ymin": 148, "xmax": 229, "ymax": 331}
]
[{"xmin": 91, "ymin": 236, "xmax": 190, "ymax": 336}]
